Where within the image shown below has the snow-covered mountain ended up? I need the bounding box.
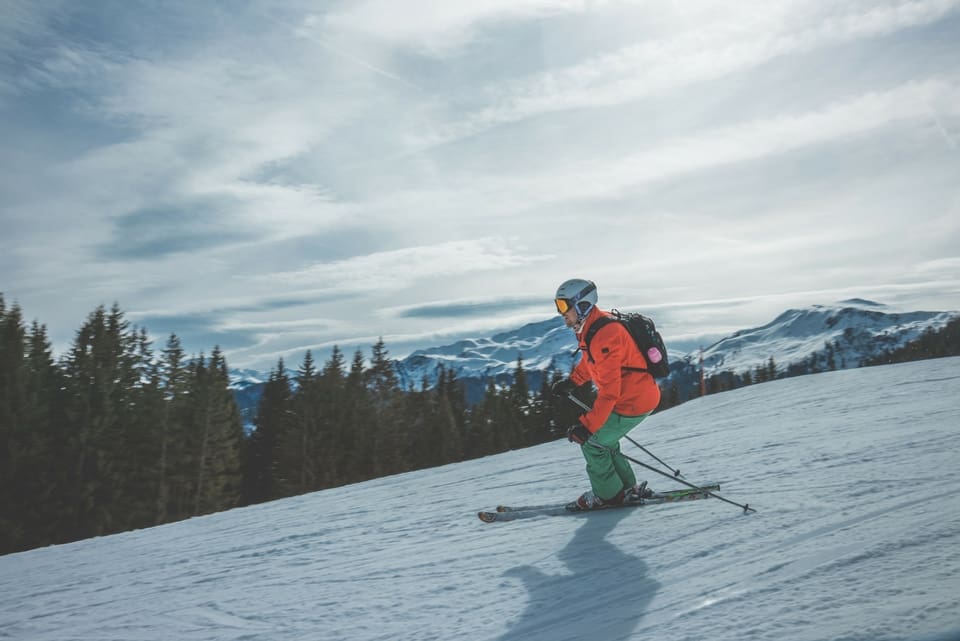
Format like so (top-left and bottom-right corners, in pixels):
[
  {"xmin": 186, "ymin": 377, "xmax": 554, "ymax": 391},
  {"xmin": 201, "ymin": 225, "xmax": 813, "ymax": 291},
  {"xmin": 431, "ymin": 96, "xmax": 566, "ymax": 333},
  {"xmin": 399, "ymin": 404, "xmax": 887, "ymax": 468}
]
[
  {"xmin": 227, "ymin": 368, "xmax": 267, "ymax": 389},
  {"xmin": 393, "ymin": 299, "xmax": 958, "ymax": 396},
  {"xmin": 692, "ymin": 298, "xmax": 958, "ymax": 376},
  {"xmin": 226, "ymin": 369, "xmax": 268, "ymax": 432},
  {"xmin": 5, "ymin": 357, "xmax": 960, "ymax": 641},
  {"xmin": 394, "ymin": 315, "xmax": 573, "ymax": 393},
  {"xmin": 229, "ymin": 299, "xmax": 957, "ymax": 417}
]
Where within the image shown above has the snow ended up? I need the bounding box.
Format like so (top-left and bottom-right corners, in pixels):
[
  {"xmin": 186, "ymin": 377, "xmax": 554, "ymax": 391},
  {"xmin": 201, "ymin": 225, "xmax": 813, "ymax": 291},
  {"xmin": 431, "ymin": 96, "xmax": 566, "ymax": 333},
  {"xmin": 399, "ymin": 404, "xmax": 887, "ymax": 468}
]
[
  {"xmin": 3, "ymin": 357, "xmax": 960, "ymax": 641},
  {"xmin": 697, "ymin": 303, "xmax": 958, "ymax": 376},
  {"xmin": 392, "ymin": 301, "xmax": 958, "ymax": 391}
]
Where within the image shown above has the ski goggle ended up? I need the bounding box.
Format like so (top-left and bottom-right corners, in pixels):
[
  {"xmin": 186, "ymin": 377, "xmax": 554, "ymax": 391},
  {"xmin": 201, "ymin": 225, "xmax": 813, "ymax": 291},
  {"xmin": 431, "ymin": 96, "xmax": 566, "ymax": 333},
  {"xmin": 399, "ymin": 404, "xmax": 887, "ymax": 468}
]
[
  {"xmin": 555, "ymin": 298, "xmax": 573, "ymax": 314},
  {"xmin": 556, "ymin": 281, "xmax": 596, "ymax": 315}
]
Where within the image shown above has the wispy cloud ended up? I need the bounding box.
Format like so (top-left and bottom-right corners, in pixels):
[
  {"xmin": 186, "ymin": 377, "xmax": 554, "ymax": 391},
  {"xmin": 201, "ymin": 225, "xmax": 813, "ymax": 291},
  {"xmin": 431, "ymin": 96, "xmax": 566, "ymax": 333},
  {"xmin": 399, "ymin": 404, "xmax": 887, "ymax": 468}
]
[
  {"xmin": 320, "ymin": 0, "xmax": 582, "ymax": 55},
  {"xmin": 3, "ymin": 1, "xmax": 959, "ymax": 369},
  {"xmin": 406, "ymin": 0, "xmax": 960, "ymax": 149},
  {"xmin": 268, "ymin": 238, "xmax": 554, "ymax": 294},
  {"xmin": 264, "ymin": 13, "xmax": 422, "ymax": 90},
  {"xmin": 392, "ymin": 296, "xmax": 547, "ymax": 319},
  {"xmin": 479, "ymin": 77, "xmax": 960, "ymax": 207},
  {"xmin": 96, "ymin": 203, "xmax": 257, "ymax": 260}
]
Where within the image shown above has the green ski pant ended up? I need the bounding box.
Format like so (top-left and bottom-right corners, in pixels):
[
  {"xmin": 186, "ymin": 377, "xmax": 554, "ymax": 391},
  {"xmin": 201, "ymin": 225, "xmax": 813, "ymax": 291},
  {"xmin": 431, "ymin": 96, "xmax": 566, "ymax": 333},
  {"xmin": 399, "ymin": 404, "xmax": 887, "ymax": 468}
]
[{"xmin": 580, "ymin": 411, "xmax": 652, "ymax": 501}]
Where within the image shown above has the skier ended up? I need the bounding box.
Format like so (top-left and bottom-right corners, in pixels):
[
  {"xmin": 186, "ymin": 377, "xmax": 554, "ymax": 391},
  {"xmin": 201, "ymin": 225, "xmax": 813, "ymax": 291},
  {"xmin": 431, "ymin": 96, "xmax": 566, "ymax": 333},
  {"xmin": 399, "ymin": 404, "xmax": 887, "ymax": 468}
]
[{"xmin": 551, "ymin": 278, "xmax": 662, "ymax": 510}]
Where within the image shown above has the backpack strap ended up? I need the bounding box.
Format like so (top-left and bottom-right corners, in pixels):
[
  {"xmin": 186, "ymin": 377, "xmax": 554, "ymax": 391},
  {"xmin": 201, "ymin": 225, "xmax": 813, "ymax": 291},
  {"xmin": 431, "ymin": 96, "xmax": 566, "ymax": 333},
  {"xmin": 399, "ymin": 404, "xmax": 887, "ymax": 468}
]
[
  {"xmin": 582, "ymin": 315, "xmax": 648, "ymax": 373},
  {"xmin": 582, "ymin": 316, "xmax": 613, "ymax": 364}
]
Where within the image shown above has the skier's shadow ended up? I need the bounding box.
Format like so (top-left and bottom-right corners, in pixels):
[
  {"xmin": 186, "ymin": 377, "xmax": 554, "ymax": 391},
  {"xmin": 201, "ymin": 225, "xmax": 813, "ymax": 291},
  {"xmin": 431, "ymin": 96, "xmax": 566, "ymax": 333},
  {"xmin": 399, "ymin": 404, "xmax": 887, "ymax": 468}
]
[{"xmin": 496, "ymin": 510, "xmax": 660, "ymax": 641}]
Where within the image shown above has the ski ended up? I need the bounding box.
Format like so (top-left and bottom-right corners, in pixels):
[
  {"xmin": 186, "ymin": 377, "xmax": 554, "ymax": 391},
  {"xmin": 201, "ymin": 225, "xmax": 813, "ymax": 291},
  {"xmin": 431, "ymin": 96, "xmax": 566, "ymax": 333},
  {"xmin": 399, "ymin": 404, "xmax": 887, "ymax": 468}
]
[
  {"xmin": 478, "ymin": 484, "xmax": 720, "ymax": 523},
  {"xmin": 493, "ymin": 484, "xmax": 717, "ymax": 512}
]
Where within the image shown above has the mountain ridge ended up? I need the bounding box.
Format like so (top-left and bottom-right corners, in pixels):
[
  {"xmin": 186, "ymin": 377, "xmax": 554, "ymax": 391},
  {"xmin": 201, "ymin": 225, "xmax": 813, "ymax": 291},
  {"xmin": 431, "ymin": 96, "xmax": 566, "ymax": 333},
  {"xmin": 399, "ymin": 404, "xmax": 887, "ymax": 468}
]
[
  {"xmin": 393, "ymin": 298, "xmax": 957, "ymax": 392},
  {"xmin": 230, "ymin": 299, "xmax": 959, "ymax": 421}
]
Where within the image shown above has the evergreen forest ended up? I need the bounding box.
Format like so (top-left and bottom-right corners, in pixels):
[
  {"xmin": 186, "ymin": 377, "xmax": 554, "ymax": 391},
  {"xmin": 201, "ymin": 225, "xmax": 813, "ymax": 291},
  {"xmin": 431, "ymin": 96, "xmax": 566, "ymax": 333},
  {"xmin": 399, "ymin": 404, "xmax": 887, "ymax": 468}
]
[
  {"xmin": 0, "ymin": 296, "xmax": 582, "ymax": 555},
  {"xmin": 2, "ymin": 294, "xmax": 957, "ymax": 555}
]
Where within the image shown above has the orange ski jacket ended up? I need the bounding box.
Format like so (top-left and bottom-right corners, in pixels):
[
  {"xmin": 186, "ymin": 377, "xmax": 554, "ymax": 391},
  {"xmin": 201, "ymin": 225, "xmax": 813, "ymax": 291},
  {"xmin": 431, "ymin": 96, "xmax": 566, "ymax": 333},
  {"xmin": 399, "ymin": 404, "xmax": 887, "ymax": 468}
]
[{"xmin": 569, "ymin": 306, "xmax": 662, "ymax": 432}]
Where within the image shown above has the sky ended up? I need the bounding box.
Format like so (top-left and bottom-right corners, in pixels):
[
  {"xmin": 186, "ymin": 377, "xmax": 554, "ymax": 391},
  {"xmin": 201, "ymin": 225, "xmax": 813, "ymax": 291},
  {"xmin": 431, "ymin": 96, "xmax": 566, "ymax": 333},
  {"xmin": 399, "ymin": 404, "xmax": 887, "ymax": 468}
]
[
  {"xmin": 2, "ymin": 357, "xmax": 959, "ymax": 640},
  {"xmin": 2, "ymin": 0, "xmax": 960, "ymax": 371}
]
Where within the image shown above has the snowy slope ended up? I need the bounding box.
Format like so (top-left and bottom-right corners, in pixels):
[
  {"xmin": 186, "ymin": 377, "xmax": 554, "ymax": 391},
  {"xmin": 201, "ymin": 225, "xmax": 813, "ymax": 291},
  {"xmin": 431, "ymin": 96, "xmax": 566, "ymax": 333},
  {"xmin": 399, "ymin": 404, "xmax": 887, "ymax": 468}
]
[{"xmin": 3, "ymin": 358, "xmax": 960, "ymax": 641}]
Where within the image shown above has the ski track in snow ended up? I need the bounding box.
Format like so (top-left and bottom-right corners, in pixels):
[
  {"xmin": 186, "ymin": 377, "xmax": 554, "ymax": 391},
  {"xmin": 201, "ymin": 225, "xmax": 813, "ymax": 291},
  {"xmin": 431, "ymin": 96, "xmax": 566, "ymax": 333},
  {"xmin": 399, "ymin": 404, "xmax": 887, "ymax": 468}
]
[{"xmin": 2, "ymin": 358, "xmax": 960, "ymax": 641}]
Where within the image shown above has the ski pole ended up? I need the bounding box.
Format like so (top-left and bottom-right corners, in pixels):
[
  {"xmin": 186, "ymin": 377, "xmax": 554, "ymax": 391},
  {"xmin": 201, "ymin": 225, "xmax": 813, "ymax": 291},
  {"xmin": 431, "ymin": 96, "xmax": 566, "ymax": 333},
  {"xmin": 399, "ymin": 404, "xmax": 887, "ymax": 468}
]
[
  {"xmin": 565, "ymin": 392, "xmax": 684, "ymax": 478},
  {"xmin": 564, "ymin": 392, "xmax": 755, "ymax": 513},
  {"xmin": 587, "ymin": 440, "xmax": 756, "ymax": 514}
]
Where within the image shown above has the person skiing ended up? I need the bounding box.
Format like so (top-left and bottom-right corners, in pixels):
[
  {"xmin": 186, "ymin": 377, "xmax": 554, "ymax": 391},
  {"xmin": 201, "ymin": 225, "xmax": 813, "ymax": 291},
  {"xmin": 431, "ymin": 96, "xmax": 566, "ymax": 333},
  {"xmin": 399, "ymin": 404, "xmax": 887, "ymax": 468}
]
[{"xmin": 551, "ymin": 278, "xmax": 662, "ymax": 510}]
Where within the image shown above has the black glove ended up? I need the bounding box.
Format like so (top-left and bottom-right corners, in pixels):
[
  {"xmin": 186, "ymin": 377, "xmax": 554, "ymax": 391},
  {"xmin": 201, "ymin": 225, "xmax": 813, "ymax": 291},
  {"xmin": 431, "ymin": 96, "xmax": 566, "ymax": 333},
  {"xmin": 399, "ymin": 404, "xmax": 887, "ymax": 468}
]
[
  {"xmin": 566, "ymin": 422, "xmax": 592, "ymax": 445},
  {"xmin": 551, "ymin": 378, "xmax": 576, "ymax": 398}
]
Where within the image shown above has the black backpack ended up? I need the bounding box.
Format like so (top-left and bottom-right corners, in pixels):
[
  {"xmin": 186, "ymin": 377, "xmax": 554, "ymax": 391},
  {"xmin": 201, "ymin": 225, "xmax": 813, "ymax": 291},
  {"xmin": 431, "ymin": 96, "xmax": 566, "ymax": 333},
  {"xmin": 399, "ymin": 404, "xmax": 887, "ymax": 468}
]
[{"xmin": 583, "ymin": 309, "xmax": 671, "ymax": 378}]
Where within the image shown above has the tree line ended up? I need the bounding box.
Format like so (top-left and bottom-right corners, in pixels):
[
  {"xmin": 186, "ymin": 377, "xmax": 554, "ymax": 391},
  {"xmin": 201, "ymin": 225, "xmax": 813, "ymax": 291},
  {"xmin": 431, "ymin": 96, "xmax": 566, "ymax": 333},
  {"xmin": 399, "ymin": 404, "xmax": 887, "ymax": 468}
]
[
  {"xmin": 241, "ymin": 339, "xmax": 582, "ymax": 505},
  {"xmin": 686, "ymin": 316, "xmax": 960, "ymax": 397},
  {"xmin": 1, "ymin": 297, "xmax": 245, "ymax": 555},
  {"xmin": 0, "ymin": 297, "xmax": 580, "ymax": 555},
  {"xmin": 3, "ymin": 294, "xmax": 957, "ymax": 555},
  {"xmin": 861, "ymin": 316, "xmax": 960, "ymax": 366}
]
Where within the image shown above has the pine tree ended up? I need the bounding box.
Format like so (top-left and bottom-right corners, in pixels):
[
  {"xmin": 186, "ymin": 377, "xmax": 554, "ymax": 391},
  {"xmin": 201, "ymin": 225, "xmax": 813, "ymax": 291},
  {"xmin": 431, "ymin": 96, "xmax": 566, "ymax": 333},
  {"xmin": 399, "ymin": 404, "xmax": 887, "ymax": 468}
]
[
  {"xmin": 753, "ymin": 362, "xmax": 767, "ymax": 383},
  {"xmin": 538, "ymin": 370, "xmax": 561, "ymax": 440},
  {"xmin": 277, "ymin": 351, "xmax": 326, "ymax": 495},
  {"xmin": 22, "ymin": 321, "xmax": 63, "ymax": 547},
  {"xmin": 319, "ymin": 346, "xmax": 347, "ymax": 485},
  {"xmin": 116, "ymin": 327, "xmax": 164, "ymax": 531},
  {"xmin": 492, "ymin": 383, "xmax": 522, "ymax": 452},
  {"xmin": 244, "ymin": 359, "xmax": 292, "ymax": 502},
  {"xmin": 510, "ymin": 355, "xmax": 533, "ymax": 445},
  {"xmin": 466, "ymin": 381, "xmax": 499, "ymax": 458},
  {"xmin": 522, "ymin": 372, "xmax": 548, "ymax": 445},
  {"xmin": 189, "ymin": 347, "xmax": 244, "ymax": 515},
  {"xmin": 436, "ymin": 367, "xmax": 465, "ymax": 462},
  {"xmin": 60, "ymin": 305, "xmax": 127, "ymax": 539},
  {"xmin": 156, "ymin": 334, "xmax": 189, "ymax": 523},
  {"xmin": 342, "ymin": 349, "xmax": 373, "ymax": 483},
  {"xmin": 666, "ymin": 381, "xmax": 682, "ymax": 410},
  {"xmin": 405, "ymin": 379, "xmax": 433, "ymax": 469},
  {"xmin": 0, "ymin": 299, "xmax": 29, "ymax": 552},
  {"xmin": 366, "ymin": 338, "xmax": 405, "ymax": 476}
]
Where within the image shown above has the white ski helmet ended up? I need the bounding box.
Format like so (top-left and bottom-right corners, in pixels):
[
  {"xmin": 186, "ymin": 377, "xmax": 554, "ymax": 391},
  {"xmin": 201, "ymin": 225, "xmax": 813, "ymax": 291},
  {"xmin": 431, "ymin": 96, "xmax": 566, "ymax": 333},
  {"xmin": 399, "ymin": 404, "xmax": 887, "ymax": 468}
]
[{"xmin": 555, "ymin": 278, "xmax": 597, "ymax": 321}]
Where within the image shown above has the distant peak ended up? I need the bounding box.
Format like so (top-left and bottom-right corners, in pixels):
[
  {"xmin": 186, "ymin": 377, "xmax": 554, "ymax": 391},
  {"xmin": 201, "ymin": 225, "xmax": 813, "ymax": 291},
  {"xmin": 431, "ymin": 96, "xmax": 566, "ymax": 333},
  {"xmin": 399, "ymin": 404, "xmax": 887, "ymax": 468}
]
[{"xmin": 836, "ymin": 298, "xmax": 885, "ymax": 308}]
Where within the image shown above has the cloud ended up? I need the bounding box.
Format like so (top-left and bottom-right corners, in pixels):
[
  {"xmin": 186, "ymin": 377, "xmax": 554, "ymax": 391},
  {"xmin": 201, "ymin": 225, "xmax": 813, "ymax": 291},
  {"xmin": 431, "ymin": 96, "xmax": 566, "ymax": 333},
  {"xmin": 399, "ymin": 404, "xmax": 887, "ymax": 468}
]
[
  {"xmin": 3, "ymin": 0, "xmax": 959, "ymax": 372},
  {"xmin": 267, "ymin": 238, "xmax": 554, "ymax": 294},
  {"xmin": 394, "ymin": 296, "xmax": 547, "ymax": 319},
  {"xmin": 129, "ymin": 311, "xmax": 262, "ymax": 354},
  {"xmin": 0, "ymin": 1, "xmax": 74, "ymax": 97},
  {"xmin": 320, "ymin": 0, "xmax": 582, "ymax": 55},
  {"xmin": 97, "ymin": 203, "xmax": 257, "ymax": 259},
  {"xmin": 480, "ymin": 77, "xmax": 960, "ymax": 208},
  {"xmin": 405, "ymin": 0, "xmax": 960, "ymax": 149},
  {"xmin": 2, "ymin": 39, "xmax": 360, "ymax": 269}
]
